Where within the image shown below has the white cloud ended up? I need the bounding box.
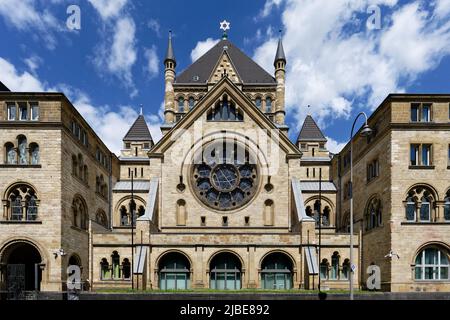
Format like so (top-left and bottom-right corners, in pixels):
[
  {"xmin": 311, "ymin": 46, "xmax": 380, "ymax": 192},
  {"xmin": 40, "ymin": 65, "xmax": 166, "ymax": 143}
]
[
  {"xmin": 23, "ymin": 55, "xmax": 43, "ymax": 74},
  {"xmin": 144, "ymin": 45, "xmax": 159, "ymax": 79},
  {"xmin": 0, "ymin": 57, "xmax": 162, "ymax": 154},
  {"xmin": 0, "ymin": 0, "xmax": 61, "ymax": 49},
  {"xmin": 258, "ymin": 0, "xmax": 283, "ymax": 19},
  {"xmin": 190, "ymin": 38, "xmax": 220, "ymax": 62},
  {"xmin": 326, "ymin": 137, "xmax": 347, "ymax": 154},
  {"xmin": 0, "ymin": 57, "xmax": 45, "ymax": 91},
  {"xmin": 254, "ymin": 0, "xmax": 450, "ymax": 131},
  {"xmin": 93, "ymin": 16, "xmax": 138, "ymax": 96},
  {"xmin": 435, "ymin": 0, "xmax": 450, "ymax": 17},
  {"xmin": 147, "ymin": 18, "xmax": 161, "ymax": 37},
  {"xmin": 87, "ymin": 0, "xmax": 128, "ymax": 20}
]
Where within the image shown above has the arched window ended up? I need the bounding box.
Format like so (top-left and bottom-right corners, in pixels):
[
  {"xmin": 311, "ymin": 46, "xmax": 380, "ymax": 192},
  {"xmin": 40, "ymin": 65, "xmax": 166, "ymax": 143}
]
[
  {"xmin": 72, "ymin": 196, "xmax": 88, "ymax": 230},
  {"xmin": 17, "ymin": 135, "xmax": 27, "ymax": 165},
  {"xmin": 100, "ymin": 258, "xmax": 111, "ymax": 280},
  {"xmin": 188, "ymin": 97, "xmax": 195, "ymax": 110},
  {"xmin": 207, "ymin": 95, "xmax": 243, "ymax": 121},
  {"xmin": 29, "ymin": 143, "xmax": 39, "ymax": 165},
  {"xmin": 405, "ymin": 186, "xmax": 436, "ymax": 222},
  {"xmin": 330, "ymin": 252, "xmax": 340, "ymax": 280},
  {"xmin": 323, "ymin": 206, "xmax": 330, "ymax": 226},
  {"xmin": 319, "ymin": 259, "xmax": 329, "ymax": 280},
  {"xmin": 138, "ymin": 206, "xmax": 145, "ymax": 217},
  {"xmin": 178, "ymin": 97, "xmax": 185, "ymax": 112},
  {"xmin": 444, "ymin": 191, "xmax": 450, "ymax": 221},
  {"xmin": 341, "ymin": 211, "xmax": 350, "ymax": 233},
  {"xmin": 261, "ymin": 253, "xmax": 293, "ymax": 289},
  {"xmin": 341, "ymin": 259, "xmax": 350, "ymax": 280},
  {"xmin": 96, "ymin": 176, "xmax": 100, "ymax": 193},
  {"xmin": 210, "ymin": 252, "xmax": 242, "ymax": 290},
  {"xmin": 313, "ymin": 200, "xmax": 321, "ymax": 226},
  {"xmin": 112, "ymin": 251, "xmax": 121, "ymax": 279},
  {"xmin": 83, "ymin": 165, "xmax": 88, "ymax": 183},
  {"xmin": 6, "ymin": 184, "xmax": 39, "ymax": 221},
  {"xmin": 120, "ymin": 205, "xmax": 129, "ymax": 226},
  {"xmin": 255, "ymin": 97, "xmax": 262, "ymax": 109},
  {"xmin": 159, "ymin": 252, "xmax": 191, "ymax": 290},
  {"xmin": 265, "ymin": 97, "xmax": 272, "ymax": 112},
  {"xmin": 122, "ymin": 258, "xmax": 131, "ymax": 280},
  {"xmin": 5, "ymin": 142, "xmax": 17, "ymax": 164},
  {"xmin": 420, "ymin": 196, "xmax": 431, "ymax": 221},
  {"xmin": 366, "ymin": 197, "xmax": 382, "ymax": 230},
  {"xmin": 414, "ymin": 246, "xmax": 449, "ymax": 281},
  {"xmin": 305, "ymin": 206, "xmax": 313, "ymax": 217}
]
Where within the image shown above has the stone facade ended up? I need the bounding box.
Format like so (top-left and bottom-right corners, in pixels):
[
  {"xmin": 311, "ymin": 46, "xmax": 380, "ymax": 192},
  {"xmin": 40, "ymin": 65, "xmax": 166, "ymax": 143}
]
[{"xmin": 0, "ymin": 38, "xmax": 448, "ymax": 294}]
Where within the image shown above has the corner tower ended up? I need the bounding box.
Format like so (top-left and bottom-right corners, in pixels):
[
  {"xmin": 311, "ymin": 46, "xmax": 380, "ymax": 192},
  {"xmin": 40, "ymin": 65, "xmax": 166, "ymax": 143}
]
[
  {"xmin": 162, "ymin": 31, "xmax": 176, "ymax": 134},
  {"xmin": 274, "ymin": 33, "xmax": 286, "ymax": 127}
]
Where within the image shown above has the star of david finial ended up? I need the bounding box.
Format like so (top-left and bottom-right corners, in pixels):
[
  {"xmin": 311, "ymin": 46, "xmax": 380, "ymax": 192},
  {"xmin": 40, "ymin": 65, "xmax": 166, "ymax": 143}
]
[{"xmin": 220, "ymin": 20, "xmax": 231, "ymax": 39}]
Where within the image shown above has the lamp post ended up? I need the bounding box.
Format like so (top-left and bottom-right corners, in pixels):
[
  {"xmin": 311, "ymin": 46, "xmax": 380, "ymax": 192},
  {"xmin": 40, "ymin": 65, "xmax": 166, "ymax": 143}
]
[{"xmin": 349, "ymin": 112, "xmax": 372, "ymax": 300}]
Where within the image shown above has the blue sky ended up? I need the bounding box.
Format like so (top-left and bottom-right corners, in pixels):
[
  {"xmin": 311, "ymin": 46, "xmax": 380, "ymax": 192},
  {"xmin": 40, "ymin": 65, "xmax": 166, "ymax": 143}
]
[{"xmin": 0, "ymin": 0, "xmax": 450, "ymax": 154}]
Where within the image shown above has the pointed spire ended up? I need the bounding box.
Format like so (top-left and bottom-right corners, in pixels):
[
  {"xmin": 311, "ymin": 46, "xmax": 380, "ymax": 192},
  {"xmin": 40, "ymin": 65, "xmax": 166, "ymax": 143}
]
[
  {"xmin": 274, "ymin": 29, "xmax": 286, "ymax": 66},
  {"xmin": 139, "ymin": 104, "xmax": 143, "ymax": 116},
  {"xmin": 297, "ymin": 115, "xmax": 327, "ymax": 143},
  {"xmin": 123, "ymin": 114, "xmax": 153, "ymax": 142},
  {"xmin": 164, "ymin": 30, "xmax": 176, "ymax": 66}
]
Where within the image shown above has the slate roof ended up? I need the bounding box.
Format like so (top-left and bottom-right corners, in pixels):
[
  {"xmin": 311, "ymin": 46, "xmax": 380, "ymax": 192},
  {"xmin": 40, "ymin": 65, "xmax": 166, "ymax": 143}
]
[
  {"xmin": 123, "ymin": 115, "xmax": 153, "ymax": 142},
  {"xmin": 113, "ymin": 181, "xmax": 150, "ymax": 192},
  {"xmin": 0, "ymin": 81, "xmax": 10, "ymax": 92},
  {"xmin": 274, "ymin": 38, "xmax": 286, "ymax": 65},
  {"xmin": 175, "ymin": 39, "xmax": 276, "ymax": 85},
  {"xmin": 165, "ymin": 32, "xmax": 175, "ymax": 64},
  {"xmin": 297, "ymin": 115, "xmax": 327, "ymax": 142}
]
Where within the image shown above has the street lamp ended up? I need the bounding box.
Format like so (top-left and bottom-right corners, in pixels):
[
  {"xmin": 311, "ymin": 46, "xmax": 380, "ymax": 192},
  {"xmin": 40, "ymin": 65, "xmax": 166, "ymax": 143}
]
[{"xmin": 349, "ymin": 112, "xmax": 372, "ymax": 300}]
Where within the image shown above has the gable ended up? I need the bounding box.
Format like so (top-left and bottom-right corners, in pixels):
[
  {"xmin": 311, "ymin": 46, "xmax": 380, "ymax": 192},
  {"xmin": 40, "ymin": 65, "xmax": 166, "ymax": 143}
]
[
  {"xmin": 208, "ymin": 51, "xmax": 242, "ymax": 84},
  {"xmin": 150, "ymin": 77, "xmax": 300, "ymax": 157}
]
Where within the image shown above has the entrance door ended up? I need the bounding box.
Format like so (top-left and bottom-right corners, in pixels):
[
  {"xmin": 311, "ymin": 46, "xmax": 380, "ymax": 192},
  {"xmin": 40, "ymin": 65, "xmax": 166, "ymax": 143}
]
[{"xmin": 7, "ymin": 264, "xmax": 25, "ymax": 300}]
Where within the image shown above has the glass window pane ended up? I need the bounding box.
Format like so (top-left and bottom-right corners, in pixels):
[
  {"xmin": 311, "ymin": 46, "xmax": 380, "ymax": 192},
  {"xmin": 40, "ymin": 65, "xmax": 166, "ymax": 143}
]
[
  {"xmin": 19, "ymin": 103, "xmax": 28, "ymax": 120},
  {"xmin": 444, "ymin": 202, "xmax": 450, "ymax": 221},
  {"xmin": 440, "ymin": 267, "xmax": 449, "ymax": 280},
  {"xmin": 406, "ymin": 203, "xmax": 415, "ymax": 221},
  {"xmin": 415, "ymin": 267, "xmax": 422, "ymax": 280},
  {"xmin": 30, "ymin": 103, "xmax": 39, "ymax": 120},
  {"xmin": 411, "ymin": 104, "xmax": 418, "ymax": 122},
  {"xmin": 424, "ymin": 249, "xmax": 437, "ymax": 264},
  {"xmin": 420, "ymin": 203, "xmax": 430, "ymax": 221},
  {"xmin": 263, "ymin": 273, "xmax": 274, "ymax": 289},
  {"xmin": 216, "ymin": 272, "xmax": 225, "ymax": 290},
  {"xmin": 410, "ymin": 145, "xmax": 418, "ymax": 165},
  {"xmin": 166, "ymin": 273, "xmax": 176, "ymax": 289},
  {"xmin": 422, "ymin": 105, "xmax": 430, "ymax": 122},
  {"xmin": 7, "ymin": 104, "xmax": 16, "ymax": 120}
]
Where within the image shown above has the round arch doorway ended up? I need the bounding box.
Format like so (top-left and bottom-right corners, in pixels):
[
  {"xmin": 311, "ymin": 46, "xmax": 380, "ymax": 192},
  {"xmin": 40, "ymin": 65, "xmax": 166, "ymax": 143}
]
[
  {"xmin": 2, "ymin": 241, "xmax": 43, "ymax": 292},
  {"xmin": 209, "ymin": 252, "xmax": 242, "ymax": 290}
]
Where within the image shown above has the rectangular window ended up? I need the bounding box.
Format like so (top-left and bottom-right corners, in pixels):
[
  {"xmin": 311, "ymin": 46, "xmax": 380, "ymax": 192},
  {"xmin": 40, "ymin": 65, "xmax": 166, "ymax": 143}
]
[
  {"xmin": 411, "ymin": 103, "xmax": 432, "ymax": 122},
  {"xmin": 422, "ymin": 144, "xmax": 431, "ymax": 166},
  {"xmin": 422, "ymin": 104, "xmax": 431, "ymax": 122},
  {"xmin": 19, "ymin": 103, "xmax": 28, "ymax": 120},
  {"xmin": 201, "ymin": 216, "xmax": 206, "ymax": 226},
  {"xmin": 30, "ymin": 102, "xmax": 39, "ymax": 120},
  {"xmin": 410, "ymin": 144, "xmax": 419, "ymax": 166},
  {"xmin": 7, "ymin": 102, "xmax": 16, "ymax": 120},
  {"xmin": 144, "ymin": 143, "xmax": 150, "ymax": 149},
  {"xmin": 411, "ymin": 103, "xmax": 419, "ymax": 122}
]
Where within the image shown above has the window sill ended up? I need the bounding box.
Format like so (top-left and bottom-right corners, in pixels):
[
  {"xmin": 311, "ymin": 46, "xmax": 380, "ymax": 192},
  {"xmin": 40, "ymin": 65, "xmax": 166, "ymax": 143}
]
[
  {"xmin": 401, "ymin": 222, "xmax": 450, "ymax": 225},
  {"xmin": 0, "ymin": 220, "xmax": 42, "ymax": 224},
  {"xmin": 409, "ymin": 165, "xmax": 435, "ymax": 170},
  {"xmin": 0, "ymin": 164, "xmax": 41, "ymax": 168}
]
